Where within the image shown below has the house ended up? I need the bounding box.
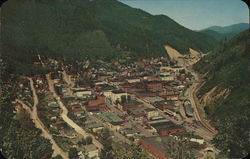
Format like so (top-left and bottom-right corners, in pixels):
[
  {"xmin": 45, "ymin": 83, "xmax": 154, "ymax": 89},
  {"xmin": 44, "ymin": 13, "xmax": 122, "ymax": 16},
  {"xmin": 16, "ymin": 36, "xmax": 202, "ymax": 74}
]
[
  {"xmin": 120, "ymin": 128, "xmax": 137, "ymax": 137},
  {"xmin": 72, "ymin": 109, "xmax": 85, "ymax": 118},
  {"xmin": 87, "ymin": 123, "xmax": 104, "ymax": 132},
  {"xmin": 78, "ymin": 144, "xmax": 99, "ymax": 159}
]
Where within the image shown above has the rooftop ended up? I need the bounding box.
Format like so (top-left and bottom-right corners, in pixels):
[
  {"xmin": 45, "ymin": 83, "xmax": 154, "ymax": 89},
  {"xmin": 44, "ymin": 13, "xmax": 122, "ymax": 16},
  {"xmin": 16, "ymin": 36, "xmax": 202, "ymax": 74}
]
[
  {"xmin": 97, "ymin": 112, "xmax": 123, "ymax": 123},
  {"xmin": 141, "ymin": 136, "xmax": 179, "ymax": 158},
  {"xmin": 128, "ymin": 107, "xmax": 146, "ymax": 115},
  {"xmin": 119, "ymin": 100, "xmax": 142, "ymax": 106},
  {"xmin": 112, "ymin": 90, "xmax": 126, "ymax": 94},
  {"xmin": 150, "ymin": 121, "xmax": 182, "ymax": 131}
]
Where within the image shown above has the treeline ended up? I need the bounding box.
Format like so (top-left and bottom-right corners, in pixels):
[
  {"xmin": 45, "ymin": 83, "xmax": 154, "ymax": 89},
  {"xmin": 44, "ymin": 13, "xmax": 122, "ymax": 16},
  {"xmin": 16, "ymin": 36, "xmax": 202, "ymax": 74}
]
[{"xmin": 194, "ymin": 30, "xmax": 250, "ymax": 158}]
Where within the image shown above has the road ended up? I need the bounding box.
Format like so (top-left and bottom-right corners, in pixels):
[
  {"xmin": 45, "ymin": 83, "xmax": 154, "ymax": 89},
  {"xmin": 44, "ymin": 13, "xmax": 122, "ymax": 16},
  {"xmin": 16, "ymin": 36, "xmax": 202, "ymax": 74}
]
[
  {"xmin": 17, "ymin": 78, "xmax": 68, "ymax": 159},
  {"xmin": 46, "ymin": 73, "xmax": 103, "ymax": 150},
  {"xmin": 186, "ymin": 67, "xmax": 216, "ymax": 135}
]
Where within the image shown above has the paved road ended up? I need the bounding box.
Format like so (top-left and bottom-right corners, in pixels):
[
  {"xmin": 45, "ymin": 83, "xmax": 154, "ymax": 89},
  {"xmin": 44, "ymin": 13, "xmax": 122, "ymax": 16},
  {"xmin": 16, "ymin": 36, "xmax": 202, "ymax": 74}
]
[
  {"xmin": 46, "ymin": 73, "xmax": 103, "ymax": 150},
  {"xmin": 17, "ymin": 78, "xmax": 68, "ymax": 159}
]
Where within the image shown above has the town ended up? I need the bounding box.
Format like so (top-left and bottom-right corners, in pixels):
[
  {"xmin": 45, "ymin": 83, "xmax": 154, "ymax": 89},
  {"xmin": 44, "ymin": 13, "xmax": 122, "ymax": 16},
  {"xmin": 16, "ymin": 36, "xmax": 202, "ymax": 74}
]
[{"xmin": 15, "ymin": 47, "xmax": 217, "ymax": 159}]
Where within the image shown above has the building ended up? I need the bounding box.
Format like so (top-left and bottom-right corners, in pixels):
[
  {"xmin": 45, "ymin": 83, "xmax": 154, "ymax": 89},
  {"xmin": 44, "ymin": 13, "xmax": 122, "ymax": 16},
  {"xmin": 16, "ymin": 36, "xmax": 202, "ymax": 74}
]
[
  {"xmin": 145, "ymin": 108, "xmax": 159, "ymax": 120},
  {"xmin": 154, "ymin": 101, "xmax": 176, "ymax": 111},
  {"xmin": 149, "ymin": 119, "xmax": 182, "ymax": 136},
  {"xmin": 110, "ymin": 90, "xmax": 129, "ymax": 104},
  {"xmin": 127, "ymin": 107, "xmax": 146, "ymax": 119},
  {"xmin": 87, "ymin": 123, "xmax": 104, "ymax": 133},
  {"xmin": 97, "ymin": 112, "xmax": 124, "ymax": 126},
  {"xmin": 117, "ymin": 100, "xmax": 142, "ymax": 111},
  {"xmin": 88, "ymin": 96, "xmax": 105, "ymax": 106},
  {"xmin": 73, "ymin": 90, "xmax": 92, "ymax": 98},
  {"xmin": 78, "ymin": 144, "xmax": 99, "ymax": 159},
  {"xmin": 120, "ymin": 128, "xmax": 137, "ymax": 137},
  {"xmin": 86, "ymin": 103, "xmax": 108, "ymax": 113},
  {"xmin": 160, "ymin": 76, "xmax": 174, "ymax": 81},
  {"xmin": 158, "ymin": 91, "xmax": 179, "ymax": 101},
  {"xmin": 141, "ymin": 136, "xmax": 179, "ymax": 159},
  {"xmin": 126, "ymin": 78, "xmax": 141, "ymax": 83},
  {"xmin": 146, "ymin": 82, "xmax": 163, "ymax": 92}
]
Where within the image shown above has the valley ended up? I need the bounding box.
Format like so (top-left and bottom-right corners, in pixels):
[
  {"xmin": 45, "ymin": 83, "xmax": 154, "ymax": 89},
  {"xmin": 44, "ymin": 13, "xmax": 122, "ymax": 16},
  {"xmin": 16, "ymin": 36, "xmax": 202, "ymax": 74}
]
[{"xmin": 0, "ymin": 0, "xmax": 249, "ymax": 159}]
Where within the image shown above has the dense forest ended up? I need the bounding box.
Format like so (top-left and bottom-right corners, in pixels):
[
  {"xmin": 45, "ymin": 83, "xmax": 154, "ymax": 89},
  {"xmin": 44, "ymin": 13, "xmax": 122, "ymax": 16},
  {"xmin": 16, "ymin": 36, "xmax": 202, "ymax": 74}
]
[
  {"xmin": 194, "ymin": 30, "xmax": 250, "ymax": 158},
  {"xmin": 1, "ymin": 0, "xmax": 217, "ymax": 75}
]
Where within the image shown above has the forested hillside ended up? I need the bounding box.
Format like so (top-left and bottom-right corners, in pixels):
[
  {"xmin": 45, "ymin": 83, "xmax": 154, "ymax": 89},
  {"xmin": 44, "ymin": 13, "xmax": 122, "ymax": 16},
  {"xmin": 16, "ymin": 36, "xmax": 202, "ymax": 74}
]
[
  {"xmin": 1, "ymin": 0, "xmax": 217, "ymax": 73},
  {"xmin": 194, "ymin": 30, "xmax": 250, "ymax": 158},
  {"xmin": 200, "ymin": 23, "xmax": 249, "ymax": 42}
]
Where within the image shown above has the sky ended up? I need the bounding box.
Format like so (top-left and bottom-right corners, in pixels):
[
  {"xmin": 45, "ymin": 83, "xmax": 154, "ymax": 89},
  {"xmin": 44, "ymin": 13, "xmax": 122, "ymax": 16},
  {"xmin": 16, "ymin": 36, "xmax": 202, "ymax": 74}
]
[{"xmin": 118, "ymin": 0, "xmax": 249, "ymax": 30}]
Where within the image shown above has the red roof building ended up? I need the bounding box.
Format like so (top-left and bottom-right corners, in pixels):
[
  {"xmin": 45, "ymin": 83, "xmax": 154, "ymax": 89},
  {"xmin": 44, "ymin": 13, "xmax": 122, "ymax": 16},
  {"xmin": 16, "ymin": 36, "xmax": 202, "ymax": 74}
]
[{"xmin": 146, "ymin": 82, "xmax": 163, "ymax": 92}]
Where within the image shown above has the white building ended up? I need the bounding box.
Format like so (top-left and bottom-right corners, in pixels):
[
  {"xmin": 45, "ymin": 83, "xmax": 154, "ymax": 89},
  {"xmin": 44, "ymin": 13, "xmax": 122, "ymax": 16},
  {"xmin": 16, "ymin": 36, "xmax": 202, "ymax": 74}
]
[
  {"xmin": 127, "ymin": 78, "xmax": 141, "ymax": 83},
  {"xmin": 160, "ymin": 76, "xmax": 174, "ymax": 81},
  {"xmin": 73, "ymin": 90, "xmax": 92, "ymax": 97},
  {"xmin": 107, "ymin": 90, "xmax": 128, "ymax": 104}
]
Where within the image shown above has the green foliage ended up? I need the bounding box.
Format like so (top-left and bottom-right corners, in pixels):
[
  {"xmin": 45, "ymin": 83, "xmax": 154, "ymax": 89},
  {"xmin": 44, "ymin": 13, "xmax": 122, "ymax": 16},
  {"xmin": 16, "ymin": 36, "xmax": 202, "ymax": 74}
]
[
  {"xmin": 194, "ymin": 30, "xmax": 250, "ymax": 158},
  {"xmin": 1, "ymin": 0, "xmax": 217, "ymax": 75},
  {"xmin": 85, "ymin": 136, "xmax": 93, "ymax": 144},
  {"xmin": 69, "ymin": 148, "xmax": 78, "ymax": 159},
  {"xmin": 0, "ymin": 59, "xmax": 53, "ymax": 159},
  {"xmin": 111, "ymin": 142, "xmax": 151, "ymax": 159},
  {"xmin": 52, "ymin": 155, "xmax": 63, "ymax": 159}
]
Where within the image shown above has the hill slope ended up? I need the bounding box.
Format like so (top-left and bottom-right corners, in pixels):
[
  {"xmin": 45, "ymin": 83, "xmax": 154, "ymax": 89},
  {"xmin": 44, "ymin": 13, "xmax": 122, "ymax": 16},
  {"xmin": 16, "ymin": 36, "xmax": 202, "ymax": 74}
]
[
  {"xmin": 1, "ymin": 0, "xmax": 217, "ymax": 69},
  {"xmin": 200, "ymin": 29, "xmax": 233, "ymax": 42},
  {"xmin": 194, "ymin": 30, "xmax": 250, "ymax": 158},
  {"xmin": 200, "ymin": 23, "xmax": 249, "ymax": 42},
  {"xmin": 204, "ymin": 23, "xmax": 249, "ymax": 34}
]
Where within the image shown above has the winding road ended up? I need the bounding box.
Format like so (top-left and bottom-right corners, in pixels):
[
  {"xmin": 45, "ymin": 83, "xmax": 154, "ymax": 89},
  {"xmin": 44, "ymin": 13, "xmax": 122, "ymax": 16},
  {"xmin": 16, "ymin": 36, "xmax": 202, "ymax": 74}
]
[
  {"xmin": 46, "ymin": 73, "xmax": 103, "ymax": 150},
  {"xmin": 17, "ymin": 78, "xmax": 68, "ymax": 159}
]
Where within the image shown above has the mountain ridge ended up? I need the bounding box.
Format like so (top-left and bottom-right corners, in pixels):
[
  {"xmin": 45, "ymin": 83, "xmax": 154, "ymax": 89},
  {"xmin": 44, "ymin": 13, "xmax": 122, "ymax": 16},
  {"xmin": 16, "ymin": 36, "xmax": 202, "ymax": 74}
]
[
  {"xmin": 1, "ymin": 0, "xmax": 217, "ymax": 71},
  {"xmin": 199, "ymin": 23, "xmax": 249, "ymax": 42},
  {"xmin": 202, "ymin": 23, "xmax": 249, "ymax": 34}
]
